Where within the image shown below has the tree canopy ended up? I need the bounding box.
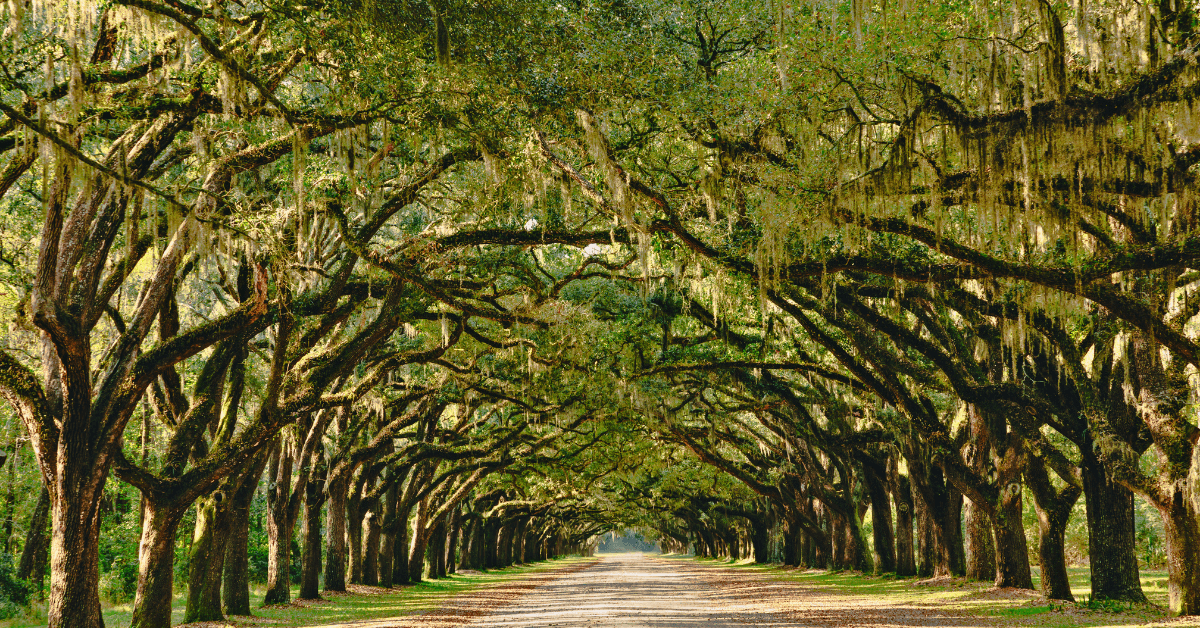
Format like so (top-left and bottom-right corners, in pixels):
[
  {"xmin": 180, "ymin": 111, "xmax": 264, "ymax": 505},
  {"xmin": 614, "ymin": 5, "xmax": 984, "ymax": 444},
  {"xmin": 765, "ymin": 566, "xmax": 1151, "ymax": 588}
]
[{"xmin": 4, "ymin": 0, "xmax": 1200, "ymax": 626}]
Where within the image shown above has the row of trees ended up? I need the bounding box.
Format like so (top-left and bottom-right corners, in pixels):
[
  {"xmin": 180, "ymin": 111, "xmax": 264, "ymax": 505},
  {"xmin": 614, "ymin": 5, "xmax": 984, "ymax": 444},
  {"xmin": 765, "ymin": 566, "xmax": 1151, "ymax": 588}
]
[{"xmin": 4, "ymin": 0, "xmax": 1200, "ymax": 625}]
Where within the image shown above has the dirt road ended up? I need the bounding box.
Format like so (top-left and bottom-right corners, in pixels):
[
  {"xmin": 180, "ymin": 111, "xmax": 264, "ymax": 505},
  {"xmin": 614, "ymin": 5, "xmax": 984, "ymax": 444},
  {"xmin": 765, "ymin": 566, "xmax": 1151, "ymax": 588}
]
[
  {"xmin": 464, "ymin": 552, "xmax": 801, "ymax": 628},
  {"xmin": 307, "ymin": 554, "xmax": 1192, "ymax": 628}
]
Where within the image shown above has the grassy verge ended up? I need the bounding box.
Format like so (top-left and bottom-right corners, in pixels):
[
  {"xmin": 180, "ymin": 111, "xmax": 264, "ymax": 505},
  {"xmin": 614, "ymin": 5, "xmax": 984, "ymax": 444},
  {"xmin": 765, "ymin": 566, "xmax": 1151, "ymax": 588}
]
[
  {"xmin": 668, "ymin": 555, "xmax": 1198, "ymax": 627},
  {"xmin": 2, "ymin": 556, "xmax": 594, "ymax": 628}
]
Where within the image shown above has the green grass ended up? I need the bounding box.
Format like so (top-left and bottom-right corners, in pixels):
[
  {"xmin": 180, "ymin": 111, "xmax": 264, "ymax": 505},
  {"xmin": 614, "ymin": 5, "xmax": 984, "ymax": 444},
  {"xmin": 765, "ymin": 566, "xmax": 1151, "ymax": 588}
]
[
  {"xmin": 1, "ymin": 557, "xmax": 594, "ymax": 628},
  {"xmin": 665, "ymin": 555, "xmax": 1198, "ymax": 627}
]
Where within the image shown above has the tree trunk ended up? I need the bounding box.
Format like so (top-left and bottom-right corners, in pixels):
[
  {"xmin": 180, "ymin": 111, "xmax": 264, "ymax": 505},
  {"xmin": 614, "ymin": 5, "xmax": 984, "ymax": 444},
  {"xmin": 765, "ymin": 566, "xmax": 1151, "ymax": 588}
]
[
  {"xmin": 863, "ymin": 465, "xmax": 896, "ymax": 573},
  {"xmin": 222, "ymin": 501, "xmax": 252, "ymax": 615},
  {"xmin": 750, "ymin": 517, "xmax": 770, "ymax": 564},
  {"xmin": 495, "ymin": 519, "xmax": 512, "ymax": 567},
  {"xmin": 379, "ymin": 480, "xmax": 398, "ymax": 587},
  {"xmin": 1025, "ymin": 454, "xmax": 1080, "ymax": 601},
  {"xmin": 222, "ymin": 474, "xmax": 260, "ymax": 615},
  {"xmin": 392, "ymin": 502, "xmax": 412, "ymax": 585},
  {"xmin": 1081, "ymin": 447, "xmax": 1145, "ymax": 601},
  {"xmin": 362, "ymin": 508, "xmax": 381, "ymax": 586},
  {"xmin": 991, "ymin": 481, "xmax": 1033, "ymax": 589},
  {"xmin": 324, "ymin": 477, "xmax": 349, "ymax": 592},
  {"xmin": 914, "ymin": 488, "xmax": 937, "ymax": 577},
  {"xmin": 17, "ymin": 485, "xmax": 50, "ymax": 585},
  {"xmin": 426, "ymin": 517, "xmax": 446, "ymax": 578},
  {"xmin": 409, "ymin": 499, "xmax": 429, "ymax": 581},
  {"xmin": 990, "ymin": 435, "xmax": 1032, "ymax": 589},
  {"xmin": 264, "ymin": 443, "xmax": 295, "ymax": 606},
  {"xmin": 446, "ymin": 507, "xmax": 462, "ymax": 574},
  {"xmin": 128, "ymin": 504, "xmax": 183, "ymax": 628},
  {"xmin": 46, "ymin": 465, "xmax": 107, "ymax": 628},
  {"xmin": 263, "ymin": 509, "xmax": 294, "ymax": 604},
  {"xmin": 511, "ymin": 518, "xmax": 526, "ymax": 567},
  {"xmin": 299, "ymin": 469, "xmax": 325, "ymax": 600},
  {"xmin": 185, "ymin": 497, "xmax": 230, "ymax": 622},
  {"xmin": 944, "ymin": 483, "xmax": 965, "ymax": 578},
  {"xmin": 781, "ymin": 515, "xmax": 799, "ymax": 566},
  {"xmin": 1160, "ymin": 489, "xmax": 1200, "ymax": 616},
  {"xmin": 346, "ymin": 476, "xmax": 365, "ymax": 585},
  {"xmin": 964, "ymin": 499, "xmax": 995, "ymax": 581},
  {"xmin": 893, "ymin": 472, "xmax": 916, "ymax": 577}
]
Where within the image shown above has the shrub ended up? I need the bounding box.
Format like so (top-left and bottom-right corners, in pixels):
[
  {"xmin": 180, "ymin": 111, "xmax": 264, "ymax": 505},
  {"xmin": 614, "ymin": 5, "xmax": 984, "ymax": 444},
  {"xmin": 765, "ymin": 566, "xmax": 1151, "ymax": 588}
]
[{"xmin": 0, "ymin": 553, "xmax": 32, "ymax": 619}]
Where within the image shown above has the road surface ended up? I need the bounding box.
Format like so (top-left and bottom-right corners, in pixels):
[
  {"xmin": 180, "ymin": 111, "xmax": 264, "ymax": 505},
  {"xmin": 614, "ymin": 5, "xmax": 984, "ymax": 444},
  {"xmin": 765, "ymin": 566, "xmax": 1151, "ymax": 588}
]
[{"xmin": 465, "ymin": 552, "xmax": 799, "ymax": 628}]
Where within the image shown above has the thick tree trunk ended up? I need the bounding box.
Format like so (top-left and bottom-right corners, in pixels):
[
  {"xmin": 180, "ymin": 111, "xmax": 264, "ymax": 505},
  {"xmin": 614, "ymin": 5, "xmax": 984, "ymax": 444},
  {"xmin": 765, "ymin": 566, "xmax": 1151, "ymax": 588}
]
[
  {"xmin": 446, "ymin": 507, "xmax": 462, "ymax": 574},
  {"xmin": 427, "ymin": 517, "xmax": 447, "ymax": 577},
  {"xmin": 914, "ymin": 487, "xmax": 937, "ymax": 577},
  {"xmin": 363, "ymin": 508, "xmax": 381, "ymax": 586},
  {"xmin": 264, "ymin": 510, "xmax": 294, "ymax": 604},
  {"xmin": 511, "ymin": 518, "xmax": 526, "ymax": 567},
  {"xmin": 392, "ymin": 504, "xmax": 412, "ymax": 585},
  {"xmin": 222, "ymin": 502, "xmax": 252, "ymax": 615},
  {"xmin": 893, "ymin": 473, "xmax": 915, "ymax": 577},
  {"xmin": 222, "ymin": 491, "xmax": 254, "ymax": 614},
  {"xmin": 324, "ymin": 476, "xmax": 350, "ymax": 592},
  {"xmin": 964, "ymin": 499, "xmax": 995, "ymax": 581},
  {"xmin": 495, "ymin": 520, "xmax": 512, "ymax": 567},
  {"xmin": 299, "ymin": 474, "xmax": 325, "ymax": 600},
  {"xmin": 1025, "ymin": 454, "xmax": 1079, "ymax": 601},
  {"xmin": 750, "ymin": 517, "xmax": 770, "ymax": 564},
  {"xmin": 990, "ymin": 436, "xmax": 1032, "ymax": 589},
  {"xmin": 863, "ymin": 466, "xmax": 896, "ymax": 573},
  {"xmin": 346, "ymin": 480, "xmax": 365, "ymax": 585},
  {"xmin": 944, "ymin": 483, "xmax": 965, "ymax": 577},
  {"xmin": 379, "ymin": 481, "xmax": 398, "ymax": 587},
  {"xmin": 471, "ymin": 517, "xmax": 486, "ymax": 567},
  {"xmin": 781, "ymin": 516, "xmax": 799, "ymax": 566},
  {"xmin": 457, "ymin": 516, "xmax": 476, "ymax": 570},
  {"xmin": 47, "ymin": 471, "xmax": 106, "ymax": 628},
  {"xmin": 128, "ymin": 505, "xmax": 183, "ymax": 628},
  {"xmin": 484, "ymin": 519, "xmax": 499, "ymax": 567},
  {"xmin": 828, "ymin": 511, "xmax": 845, "ymax": 569},
  {"xmin": 1161, "ymin": 491, "xmax": 1200, "ymax": 616},
  {"xmin": 409, "ymin": 499, "xmax": 429, "ymax": 581},
  {"xmin": 185, "ymin": 497, "xmax": 230, "ymax": 622},
  {"xmin": 1081, "ymin": 447, "xmax": 1145, "ymax": 602},
  {"xmin": 991, "ymin": 482, "xmax": 1033, "ymax": 589}
]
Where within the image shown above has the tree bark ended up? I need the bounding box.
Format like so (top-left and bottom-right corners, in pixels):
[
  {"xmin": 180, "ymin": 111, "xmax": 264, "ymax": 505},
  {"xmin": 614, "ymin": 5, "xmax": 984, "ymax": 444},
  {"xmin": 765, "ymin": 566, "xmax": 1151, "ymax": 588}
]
[
  {"xmin": 363, "ymin": 507, "xmax": 382, "ymax": 586},
  {"xmin": 964, "ymin": 499, "xmax": 995, "ymax": 581},
  {"xmin": 409, "ymin": 499, "xmax": 430, "ymax": 580},
  {"xmin": 128, "ymin": 504, "xmax": 184, "ymax": 628},
  {"xmin": 893, "ymin": 471, "xmax": 916, "ymax": 577},
  {"xmin": 863, "ymin": 463, "xmax": 896, "ymax": 573},
  {"xmin": 445, "ymin": 506, "xmax": 462, "ymax": 574},
  {"xmin": 392, "ymin": 503, "xmax": 412, "ymax": 585},
  {"xmin": 222, "ymin": 500, "xmax": 252, "ymax": 615},
  {"xmin": 1081, "ymin": 446, "xmax": 1145, "ymax": 601},
  {"xmin": 222, "ymin": 453, "xmax": 266, "ymax": 616},
  {"xmin": 1160, "ymin": 489, "xmax": 1200, "ymax": 616},
  {"xmin": 324, "ymin": 475, "xmax": 349, "ymax": 592},
  {"xmin": 17, "ymin": 485, "xmax": 50, "ymax": 586},
  {"xmin": 299, "ymin": 459, "xmax": 326, "ymax": 600},
  {"xmin": 185, "ymin": 496, "xmax": 230, "ymax": 622},
  {"xmin": 1024, "ymin": 454, "xmax": 1080, "ymax": 601},
  {"xmin": 379, "ymin": 479, "xmax": 398, "ymax": 587}
]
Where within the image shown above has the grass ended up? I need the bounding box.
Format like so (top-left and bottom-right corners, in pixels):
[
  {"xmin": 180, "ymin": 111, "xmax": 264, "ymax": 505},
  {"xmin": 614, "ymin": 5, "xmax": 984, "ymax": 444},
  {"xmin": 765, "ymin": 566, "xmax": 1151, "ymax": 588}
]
[
  {"xmin": 670, "ymin": 555, "xmax": 1200, "ymax": 627},
  {"xmin": 1, "ymin": 556, "xmax": 594, "ymax": 628}
]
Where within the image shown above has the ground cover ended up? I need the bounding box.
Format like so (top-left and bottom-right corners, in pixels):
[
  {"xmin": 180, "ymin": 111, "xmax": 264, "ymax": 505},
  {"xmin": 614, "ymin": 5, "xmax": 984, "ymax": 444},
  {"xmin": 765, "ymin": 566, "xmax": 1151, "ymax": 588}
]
[{"xmin": 0, "ymin": 557, "xmax": 595, "ymax": 628}]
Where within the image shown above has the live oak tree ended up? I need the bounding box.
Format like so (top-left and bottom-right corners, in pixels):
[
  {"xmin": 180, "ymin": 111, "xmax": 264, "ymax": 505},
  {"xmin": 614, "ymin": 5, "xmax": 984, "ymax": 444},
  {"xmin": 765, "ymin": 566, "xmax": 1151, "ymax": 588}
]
[{"xmin": 8, "ymin": 0, "xmax": 1200, "ymax": 621}]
